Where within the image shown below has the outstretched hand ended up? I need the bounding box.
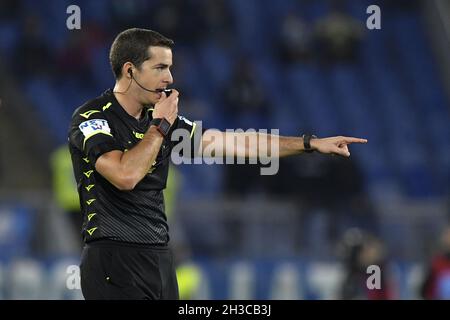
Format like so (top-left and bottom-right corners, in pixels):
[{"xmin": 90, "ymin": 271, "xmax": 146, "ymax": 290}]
[{"xmin": 310, "ymin": 136, "xmax": 367, "ymax": 157}]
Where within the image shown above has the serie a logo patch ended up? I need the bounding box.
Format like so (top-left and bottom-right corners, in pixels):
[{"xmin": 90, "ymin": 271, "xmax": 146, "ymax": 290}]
[{"xmin": 79, "ymin": 119, "xmax": 111, "ymax": 137}]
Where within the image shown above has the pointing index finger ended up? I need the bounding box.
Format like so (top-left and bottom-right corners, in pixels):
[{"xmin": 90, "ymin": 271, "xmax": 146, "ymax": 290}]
[{"xmin": 342, "ymin": 137, "xmax": 368, "ymax": 144}]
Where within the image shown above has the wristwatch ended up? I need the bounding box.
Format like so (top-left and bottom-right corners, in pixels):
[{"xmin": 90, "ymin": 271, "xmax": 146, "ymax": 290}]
[
  {"xmin": 302, "ymin": 133, "xmax": 317, "ymax": 153},
  {"xmin": 150, "ymin": 118, "xmax": 171, "ymax": 137}
]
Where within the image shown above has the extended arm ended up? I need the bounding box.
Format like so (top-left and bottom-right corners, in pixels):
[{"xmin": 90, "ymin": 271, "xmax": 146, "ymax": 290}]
[{"xmin": 201, "ymin": 130, "xmax": 367, "ymax": 159}]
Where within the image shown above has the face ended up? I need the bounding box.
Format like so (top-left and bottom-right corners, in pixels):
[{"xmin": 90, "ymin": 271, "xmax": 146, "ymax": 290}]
[{"xmin": 132, "ymin": 46, "xmax": 173, "ymax": 105}]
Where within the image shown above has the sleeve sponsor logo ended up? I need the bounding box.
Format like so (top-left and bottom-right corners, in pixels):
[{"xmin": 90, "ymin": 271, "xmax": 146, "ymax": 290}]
[{"xmin": 79, "ymin": 119, "xmax": 111, "ymax": 137}]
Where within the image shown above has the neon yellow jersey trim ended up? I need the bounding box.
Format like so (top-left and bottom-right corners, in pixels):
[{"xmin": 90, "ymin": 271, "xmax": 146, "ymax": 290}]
[
  {"xmin": 83, "ymin": 170, "xmax": 94, "ymax": 178},
  {"xmin": 83, "ymin": 131, "xmax": 113, "ymax": 150},
  {"xmin": 87, "ymin": 227, "xmax": 98, "ymax": 235},
  {"xmin": 102, "ymin": 102, "xmax": 112, "ymax": 111},
  {"xmin": 190, "ymin": 122, "xmax": 197, "ymax": 138},
  {"xmin": 79, "ymin": 110, "xmax": 101, "ymax": 119}
]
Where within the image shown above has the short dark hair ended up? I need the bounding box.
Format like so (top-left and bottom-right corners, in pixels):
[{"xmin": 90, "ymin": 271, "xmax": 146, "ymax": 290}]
[{"xmin": 109, "ymin": 28, "xmax": 174, "ymax": 79}]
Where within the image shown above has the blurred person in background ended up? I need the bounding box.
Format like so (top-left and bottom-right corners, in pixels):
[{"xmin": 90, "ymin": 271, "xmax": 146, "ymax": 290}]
[
  {"xmin": 56, "ymin": 21, "xmax": 108, "ymax": 87},
  {"xmin": 263, "ymin": 151, "xmax": 377, "ymax": 257},
  {"xmin": 278, "ymin": 12, "xmax": 313, "ymax": 64},
  {"xmin": 109, "ymin": 0, "xmax": 152, "ymax": 32},
  {"xmin": 50, "ymin": 145, "xmax": 82, "ymax": 250},
  {"xmin": 15, "ymin": 13, "xmax": 53, "ymax": 77},
  {"xmin": 222, "ymin": 57, "xmax": 271, "ymax": 126},
  {"xmin": 164, "ymin": 165, "xmax": 202, "ymax": 299},
  {"xmin": 68, "ymin": 27, "xmax": 367, "ymax": 300},
  {"xmin": 222, "ymin": 57, "xmax": 272, "ymax": 197},
  {"xmin": 151, "ymin": 0, "xmax": 204, "ymax": 46},
  {"xmin": 314, "ymin": 0, "xmax": 365, "ymax": 64},
  {"xmin": 199, "ymin": 0, "xmax": 235, "ymax": 47},
  {"xmin": 338, "ymin": 229, "xmax": 395, "ymax": 299},
  {"xmin": 421, "ymin": 226, "xmax": 450, "ymax": 299}
]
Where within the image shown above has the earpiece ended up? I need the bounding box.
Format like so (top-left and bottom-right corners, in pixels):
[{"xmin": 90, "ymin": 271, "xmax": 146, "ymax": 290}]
[{"xmin": 128, "ymin": 69, "xmax": 133, "ymax": 77}]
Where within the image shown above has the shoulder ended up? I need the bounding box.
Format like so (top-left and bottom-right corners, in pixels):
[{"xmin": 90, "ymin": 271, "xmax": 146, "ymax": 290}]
[{"xmin": 71, "ymin": 93, "xmax": 113, "ymax": 123}]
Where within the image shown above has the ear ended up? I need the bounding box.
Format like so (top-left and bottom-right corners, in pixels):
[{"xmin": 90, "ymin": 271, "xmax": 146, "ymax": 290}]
[{"xmin": 122, "ymin": 62, "xmax": 133, "ymax": 79}]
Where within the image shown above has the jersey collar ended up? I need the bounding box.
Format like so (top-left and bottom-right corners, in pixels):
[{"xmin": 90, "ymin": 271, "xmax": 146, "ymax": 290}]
[{"xmin": 104, "ymin": 89, "xmax": 151, "ymax": 125}]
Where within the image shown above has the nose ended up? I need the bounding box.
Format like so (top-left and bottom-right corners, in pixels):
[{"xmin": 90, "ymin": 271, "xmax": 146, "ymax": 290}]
[{"xmin": 164, "ymin": 70, "xmax": 173, "ymax": 85}]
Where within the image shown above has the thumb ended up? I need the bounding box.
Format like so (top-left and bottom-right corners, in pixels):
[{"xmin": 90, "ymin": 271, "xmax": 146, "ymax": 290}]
[
  {"xmin": 158, "ymin": 91, "xmax": 167, "ymax": 102},
  {"xmin": 340, "ymin": 149, "xmax": 351, "ymax": 157},
  {"xmin": 334, "ymin": 146, "xmax": 350, "ymax": 157}
]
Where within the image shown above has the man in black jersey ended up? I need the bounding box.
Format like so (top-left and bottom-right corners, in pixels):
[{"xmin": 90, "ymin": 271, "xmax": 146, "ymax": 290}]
[{"xmin": 68, "ymin": 28, "xmax": 367, "ymax": 300}]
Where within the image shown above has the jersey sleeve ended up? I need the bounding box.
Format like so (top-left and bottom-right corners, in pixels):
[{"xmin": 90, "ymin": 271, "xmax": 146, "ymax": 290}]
[
  {"xmin": 169, "ymin": 115, "xmax": 206, "ymax": 158},
  {"xmin": 68, "ymin": 111, "xmax": 121, "ymax": 164}
]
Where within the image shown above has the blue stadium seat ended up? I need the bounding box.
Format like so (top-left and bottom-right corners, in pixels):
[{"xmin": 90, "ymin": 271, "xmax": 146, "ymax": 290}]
[
  {"xmin": 198, "ymin": 42, "xmax": 233, "ymax": 90},
  {"xmin": 3, "ymin": 0, "xmax": 447, "ymax": 204},
  {"xmin": 24, "ymin": 78, "xmax": 69, "ymax": 145},
  {"xmin": 0, "ymin": 22, "xmax": 19, "ymax": 57},
  {"xmin": 0, "ymin": 205, "xmax": 34, "ymax": 262}
]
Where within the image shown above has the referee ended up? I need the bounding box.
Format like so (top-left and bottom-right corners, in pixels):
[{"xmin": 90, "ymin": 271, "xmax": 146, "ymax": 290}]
[{"xmin": 68, "ymin": 28, "xmax": 367, "ymax": 300}]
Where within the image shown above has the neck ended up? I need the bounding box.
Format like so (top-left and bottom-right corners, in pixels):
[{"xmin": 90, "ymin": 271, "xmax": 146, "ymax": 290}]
[{"xmin": 113, "ymin": 81, "xmax": 144, "ymax": 120}]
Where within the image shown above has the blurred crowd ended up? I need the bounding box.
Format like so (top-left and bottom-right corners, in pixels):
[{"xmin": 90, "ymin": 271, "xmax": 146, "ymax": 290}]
[{"xmin": 2, "ymin": 0, "xmax": 378, "ymax": 256}]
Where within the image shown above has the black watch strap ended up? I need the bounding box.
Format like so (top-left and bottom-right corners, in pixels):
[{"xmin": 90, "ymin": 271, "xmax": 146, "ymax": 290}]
[
  {"xmin": 302, "ymin": 134, "xmax": 317, "ymax": 153},
  {"xmin": 150, "ymin": 118, "xmax": 171, "ymax": 137}
]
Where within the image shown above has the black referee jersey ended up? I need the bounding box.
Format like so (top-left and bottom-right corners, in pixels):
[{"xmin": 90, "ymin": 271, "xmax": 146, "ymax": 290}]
[{"xmin": 68, "ymin": 89, "xmax": 201, "ymax": 245}]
